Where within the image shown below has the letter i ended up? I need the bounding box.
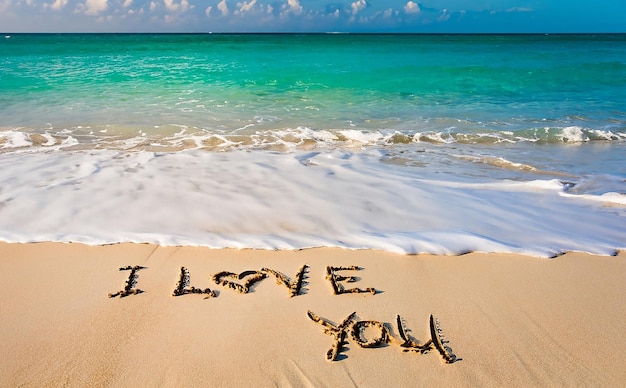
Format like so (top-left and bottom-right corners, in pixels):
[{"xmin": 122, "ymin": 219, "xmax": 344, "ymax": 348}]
[{"xmin": 108, "ymin": 265, "xmax": 145, "ymax": 298}]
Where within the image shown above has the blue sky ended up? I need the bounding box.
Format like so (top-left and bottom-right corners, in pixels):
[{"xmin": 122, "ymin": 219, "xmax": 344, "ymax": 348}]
[{"xmin": 1, "ymin": 0, "xmax": 624, "ymax": 33}]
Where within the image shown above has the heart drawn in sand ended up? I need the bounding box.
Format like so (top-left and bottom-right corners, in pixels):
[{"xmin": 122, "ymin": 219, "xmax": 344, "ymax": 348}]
[{"xmin": 211, "ymin": 270, "xmax": 268, "ymax": 294}]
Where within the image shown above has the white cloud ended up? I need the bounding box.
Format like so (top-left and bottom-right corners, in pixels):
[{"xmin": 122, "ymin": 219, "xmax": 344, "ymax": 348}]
[
  {"xmin": 438, "ymin": 8, "xmax": 449, "ymax": 21},
  {"xmin": 0, "ymin": 0, "xmax": 567, "ymax": 33},
  {"xmin": 279, "ymin": 0, "xmax": 302, "ymax": 19},
  {"xmin": 164, "ymin": 0, "xmax": 189, "ymax": 12},
  {"xmin": 404, "ymin": 1, "xmax": 420, "ymax": 14},
  {"xmin": 235, "ymin": 0, "xmax": 256, "ymax": 14},
  {"xmin": 164, "ymin": 0, "xmax": 175, "ymax": 11},
  {"xmin": 217, "ymin": 0, "xmax": 228, "ymax": 16},
  {"xmin": 0, "ymin": 0, "xmax": 11, "ymax": 12},
  {"xmin": 46, "ymin": 0, "xmax": 68, "ymax": 10},
  {"xmin": 351, "ymin": 0, "xmax": 366, "ymax": 15},
  {"xmin": 77, "ymin": 0, "xmax": 108, "ymax": 15},
  {"xmin": 282, "ymin": 0, "xmax": 302, "ymax": 16}
]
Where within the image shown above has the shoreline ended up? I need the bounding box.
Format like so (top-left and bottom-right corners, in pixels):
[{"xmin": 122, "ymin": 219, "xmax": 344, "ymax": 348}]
[{"xmin": 1, "ymin": 242, "xmax": 624, "ymax": 386}]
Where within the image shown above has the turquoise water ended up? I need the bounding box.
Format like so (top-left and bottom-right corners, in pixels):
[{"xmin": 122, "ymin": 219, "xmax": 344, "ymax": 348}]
[
  {"xmin": 0, "ymin": 34, "xmax": 625, "ymax": 255},
  {"xmin": 2, "ymin": 34, "xmax": 625, "ymax": 140}
]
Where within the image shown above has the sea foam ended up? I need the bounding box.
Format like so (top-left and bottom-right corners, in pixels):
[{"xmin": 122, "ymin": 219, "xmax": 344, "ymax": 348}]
[{"xmin": 0, "ymin": 149, "xmax": 623, "ymax": 257}]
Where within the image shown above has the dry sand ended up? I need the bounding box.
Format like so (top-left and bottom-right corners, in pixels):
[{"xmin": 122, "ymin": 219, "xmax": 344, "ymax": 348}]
[{"xmin": 0, "ymin": 242, "xmax": 624, "ymax": 386}]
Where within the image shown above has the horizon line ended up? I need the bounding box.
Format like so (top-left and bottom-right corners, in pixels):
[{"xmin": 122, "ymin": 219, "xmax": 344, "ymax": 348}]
[{"xmin": 3, "ymin": 31, "xmax": 626, "ymax": 35}]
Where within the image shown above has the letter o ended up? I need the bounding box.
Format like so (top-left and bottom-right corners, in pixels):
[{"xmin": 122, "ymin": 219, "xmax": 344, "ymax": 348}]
[{"xmin": 351, "ymin": 321, "xmax": 388, "ymax": 348}]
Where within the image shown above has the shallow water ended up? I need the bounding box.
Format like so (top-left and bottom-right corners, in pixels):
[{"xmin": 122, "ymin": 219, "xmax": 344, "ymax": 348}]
[{"xmin": 1, "ymin": 34, "xmax": 624, "ymax": 256}]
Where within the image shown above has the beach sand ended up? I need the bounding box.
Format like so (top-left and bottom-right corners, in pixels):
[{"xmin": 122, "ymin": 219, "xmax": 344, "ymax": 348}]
[{"xmin": 0, "ymin": 242, "xmax": 624, "ymax": 386}]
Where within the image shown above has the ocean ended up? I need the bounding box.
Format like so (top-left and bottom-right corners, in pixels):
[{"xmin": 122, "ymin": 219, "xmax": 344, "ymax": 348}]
[{"xmin": 1, "ymin": 33, "xmax": 624, "ymax": 256}]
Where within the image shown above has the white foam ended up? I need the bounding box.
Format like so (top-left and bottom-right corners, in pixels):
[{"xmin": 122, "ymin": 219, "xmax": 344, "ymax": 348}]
[
  {"xmin": 40, "ymin": 133, "xmax": 56, "ymax": 146},
  {"xmin": 560, "ymin": 191, "xmax": 626, "ymax": 206},
  {"xmin": 415, "ymin": 130, "xmax": 456, "ymax": 144},
  {"xmin": 453, "ymin": 155, "xmax": 539, "ymax": 172},
  {"xmin": 0, "ymin": 130, "xmax": 32, "ymax": 148},
  {"xmin": 558, "ymin": 126, "xmax": 589, "ymax": 143},
  {"xmin": 0, "ymin": 149, "xmax": 623, "ymax": 257},
  {"xmin": 338, "ymin": 129, "xmax": 384, "ymax": 144}
]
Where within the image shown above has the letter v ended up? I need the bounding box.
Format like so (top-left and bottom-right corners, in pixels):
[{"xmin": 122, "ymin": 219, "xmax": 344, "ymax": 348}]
[{"xmin": 262, "ymin": 265, "xmax": 308, "ymax": 297}]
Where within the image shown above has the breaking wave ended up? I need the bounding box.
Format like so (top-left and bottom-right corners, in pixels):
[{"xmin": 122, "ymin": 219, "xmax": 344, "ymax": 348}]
[{"xmin": 1, "ymin": 125, "xmax": 625, "ymax": 154}]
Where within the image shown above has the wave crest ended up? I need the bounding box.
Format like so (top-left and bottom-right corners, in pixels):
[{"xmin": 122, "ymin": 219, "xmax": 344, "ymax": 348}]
[{"xmin": 1, "ymin": 124, "xmax": 625, "ymax": 154}]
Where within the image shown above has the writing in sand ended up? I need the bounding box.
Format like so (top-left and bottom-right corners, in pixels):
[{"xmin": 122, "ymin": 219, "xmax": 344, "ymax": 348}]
[{"xmin": 108, "ymin": 263, "xmax": 458, "ymax": 363}]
